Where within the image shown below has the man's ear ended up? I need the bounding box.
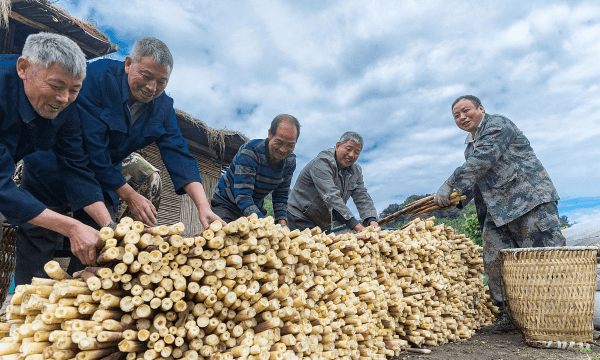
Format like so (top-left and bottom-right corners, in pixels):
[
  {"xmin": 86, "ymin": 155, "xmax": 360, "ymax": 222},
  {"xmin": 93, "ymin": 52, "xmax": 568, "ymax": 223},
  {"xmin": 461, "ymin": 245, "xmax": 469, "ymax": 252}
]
[
  {"xmin": 268, "ymin": 129, "xmax": 273, "ymax": 140},
  {"xmin": 124, "ymin": 56, "xmax": 133, "ymax": 74},
  {"xmin": 16, "ymin": 57, "xmax": 31, "ymax": 80}
]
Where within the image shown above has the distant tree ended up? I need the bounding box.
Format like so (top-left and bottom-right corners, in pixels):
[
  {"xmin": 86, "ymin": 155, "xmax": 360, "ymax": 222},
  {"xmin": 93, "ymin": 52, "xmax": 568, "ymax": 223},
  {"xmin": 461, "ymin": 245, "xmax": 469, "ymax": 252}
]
[
  {"xmin": 379, "ymin": 203, "xmax": 403, "ymax": 219},
  {"xmin": 263, "ymin": 194, "xmax": 274, "ymax": 217},
  {"xmin": 559, "ymin": 215, "xmax": 570, "ymax": 229}
]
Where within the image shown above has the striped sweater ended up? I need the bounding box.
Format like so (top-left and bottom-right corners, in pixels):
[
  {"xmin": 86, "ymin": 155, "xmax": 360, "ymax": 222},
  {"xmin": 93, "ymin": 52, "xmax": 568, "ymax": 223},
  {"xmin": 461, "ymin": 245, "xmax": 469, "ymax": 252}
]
[{"xmin": 212, "ymin": 138, "xmax": 296, "ymax": 221}]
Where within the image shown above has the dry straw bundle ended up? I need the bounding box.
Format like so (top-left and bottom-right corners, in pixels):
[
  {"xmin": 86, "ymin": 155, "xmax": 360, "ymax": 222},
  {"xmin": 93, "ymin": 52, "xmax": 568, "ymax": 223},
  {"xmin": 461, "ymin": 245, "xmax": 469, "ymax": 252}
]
[{"xmin": 379, "ymin": 191, "xmax": 466, "ymax": 227}]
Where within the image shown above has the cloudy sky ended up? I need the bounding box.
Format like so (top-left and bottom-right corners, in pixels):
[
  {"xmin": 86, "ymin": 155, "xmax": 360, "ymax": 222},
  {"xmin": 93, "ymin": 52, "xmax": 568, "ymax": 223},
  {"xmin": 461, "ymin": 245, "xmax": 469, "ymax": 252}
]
[{"xmin": 61, "ymin": 0, "xmax": 600, "ymax": 224}]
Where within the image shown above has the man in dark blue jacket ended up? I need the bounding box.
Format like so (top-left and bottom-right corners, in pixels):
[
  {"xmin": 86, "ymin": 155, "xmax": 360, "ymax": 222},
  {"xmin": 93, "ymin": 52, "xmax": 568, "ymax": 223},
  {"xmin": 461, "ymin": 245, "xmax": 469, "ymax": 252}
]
[
  {"xmin": 0, "ymin": 33, "xmax": 113, "ymax": 285},
  {"xmin": 19, "ymin": 37, "xmax": 223, "ymax": 283}
]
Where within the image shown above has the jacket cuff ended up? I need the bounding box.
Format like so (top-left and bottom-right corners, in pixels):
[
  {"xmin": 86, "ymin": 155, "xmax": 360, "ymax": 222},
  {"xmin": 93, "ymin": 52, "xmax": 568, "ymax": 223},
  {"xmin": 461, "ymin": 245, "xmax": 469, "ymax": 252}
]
[
  {"xmin": 362, "ymin": 217, "xmax": 377, "ymax": 226},
  {"xmin": 242, "ymin": 204, "xmax": 264, "ymax": 218},
  {"xmin": 346, "ymin": 217, "xmax": 359, "ymax": 230}
]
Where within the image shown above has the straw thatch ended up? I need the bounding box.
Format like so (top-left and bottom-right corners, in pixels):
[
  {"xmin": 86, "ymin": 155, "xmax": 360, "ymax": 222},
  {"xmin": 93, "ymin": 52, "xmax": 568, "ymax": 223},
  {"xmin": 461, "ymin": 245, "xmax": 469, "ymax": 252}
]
[
  {"xmin": 175, "ymin": 109, "xmax": 247, "ymax": 159},
  {"xmin": 0, "ymin": 0, "xmax": 10, "ymax": 29},
  {"xmin": 1, "ymin": 0, "xmax": 116, "ymax": 58},
  {"xmin": 44, "ymin": 1, "xmax": 109, "ymax": 42}
]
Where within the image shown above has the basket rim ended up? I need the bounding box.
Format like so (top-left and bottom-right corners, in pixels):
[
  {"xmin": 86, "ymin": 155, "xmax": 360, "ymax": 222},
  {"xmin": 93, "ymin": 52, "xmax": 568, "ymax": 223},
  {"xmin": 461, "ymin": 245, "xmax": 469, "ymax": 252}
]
[{"xmin": 500, "ymin": 246, "xmax": 599, "ymax": 254}]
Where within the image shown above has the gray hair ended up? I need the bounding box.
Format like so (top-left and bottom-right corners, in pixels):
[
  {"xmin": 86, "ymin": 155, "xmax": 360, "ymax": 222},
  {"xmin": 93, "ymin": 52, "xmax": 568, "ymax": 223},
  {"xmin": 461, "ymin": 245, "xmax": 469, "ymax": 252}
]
[
  {"xmin": 270, "ymin": 114, "xmax": 301, "ymax": 139},
  {"xmin": 339, "ymin": 131, "xmax": 363, "ymax": 147},
  {"xmin": 21, "ymin": 32, "xmax": 87, "ymax": 78},
  {"xmin": 452, "ymin": 95, "xmax": 482, "ymax": 111},
  {"xmin": 130, "ymin": 37, "xmax": 174, "ymax": 73}
]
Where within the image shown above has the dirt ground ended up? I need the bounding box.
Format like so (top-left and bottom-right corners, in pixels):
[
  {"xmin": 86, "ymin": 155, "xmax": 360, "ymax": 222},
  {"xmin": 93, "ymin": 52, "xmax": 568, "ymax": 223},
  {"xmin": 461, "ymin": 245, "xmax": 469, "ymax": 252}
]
[{"xmin": 391, "ymin": 328, "xmax": 600, "ymax": 360}]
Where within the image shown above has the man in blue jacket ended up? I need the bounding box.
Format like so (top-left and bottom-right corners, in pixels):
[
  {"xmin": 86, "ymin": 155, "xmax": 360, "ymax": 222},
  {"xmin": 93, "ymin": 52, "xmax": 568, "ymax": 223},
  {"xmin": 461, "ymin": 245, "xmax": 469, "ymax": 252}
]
[
  {"xmin": 19, "ymin": 37, "xmax": 223, "ymax": 283},
  {"xmin": 0, "ymin": 33, "xmax": 113, "ymax": 285}
]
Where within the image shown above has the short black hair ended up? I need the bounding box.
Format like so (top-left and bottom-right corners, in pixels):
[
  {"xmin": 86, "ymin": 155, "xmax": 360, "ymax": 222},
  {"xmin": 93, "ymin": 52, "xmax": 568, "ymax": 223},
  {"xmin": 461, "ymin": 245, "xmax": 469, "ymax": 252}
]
[
  {"xmin": 269, "ymin": 114, "xmax": 300, "ymax": 139},
  {"xmin": 452, "ymin": 95, "xmax": 482, "ymax": 111}
]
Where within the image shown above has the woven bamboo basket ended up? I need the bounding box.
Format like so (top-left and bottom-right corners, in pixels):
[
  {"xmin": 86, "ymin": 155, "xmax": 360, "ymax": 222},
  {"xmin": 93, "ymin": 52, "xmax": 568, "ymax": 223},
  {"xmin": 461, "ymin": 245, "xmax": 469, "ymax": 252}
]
[
  {"xmin": 0, "ymin": 221, "xmax": 17, "ymax": 306},
  {"xmin": 501, "ymin": 246, "xmax": 598, "ymax": 349}
]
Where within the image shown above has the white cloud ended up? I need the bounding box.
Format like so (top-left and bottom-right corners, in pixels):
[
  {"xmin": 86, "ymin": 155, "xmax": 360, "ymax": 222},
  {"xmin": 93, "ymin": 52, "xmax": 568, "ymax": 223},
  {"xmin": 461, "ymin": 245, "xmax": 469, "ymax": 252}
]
[{"xmin": 58, "ymin": 0, "xmax": 600, "ymax": 215}]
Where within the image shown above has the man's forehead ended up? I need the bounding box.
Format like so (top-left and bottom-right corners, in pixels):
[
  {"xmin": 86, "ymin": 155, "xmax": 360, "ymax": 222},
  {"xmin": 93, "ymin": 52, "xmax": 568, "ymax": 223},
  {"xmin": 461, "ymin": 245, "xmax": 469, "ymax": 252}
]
[
  {"xmin": 341, "ymin": 140, "xmax": 361, "ymax": 149},
  {"xmin": 138, "ymin": 56, "xmax": 170, "ymax": 71},
  {"xmin": 452, "ymin": 99, "xmax": 476, "ymax": 112},
  {"xmin": 43, "ymin": 63, "xmax": 83, "ymax": 84},
  {"xmin": 273, "ymin": 122, "xmax": 298, "ymax": 138}
]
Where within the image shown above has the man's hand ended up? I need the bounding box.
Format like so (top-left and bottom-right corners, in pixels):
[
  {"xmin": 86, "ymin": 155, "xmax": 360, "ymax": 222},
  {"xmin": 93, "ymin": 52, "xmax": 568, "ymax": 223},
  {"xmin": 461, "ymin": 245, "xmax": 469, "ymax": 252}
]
[
  {"xmin": 278, "ymin": 219, "xmax": 287, "ymax": 226},
  {"xmin": 353, "ymin": 223, "xmax": 365, "ymax": 232},
  {"xmin": 29, "ymin": 209, "xmax": 100, "ymax": 266},
  {"xmin": 126, "ymin": 192, "xmax": 157, "ymax": 226},
  {"xmin": 433, "ymin": 181, "xmax": 453, "ymax": 207},
  {"xmin": 369, "ymin": 220, "xmax": 379, "ymax": 228},
  {"xmin": 199, "ymin": 210, "xmax": 226, "ymax": 229},
  {"xmin": 67, "ymin": 222, "xmax": 99, "ymax": 266}
]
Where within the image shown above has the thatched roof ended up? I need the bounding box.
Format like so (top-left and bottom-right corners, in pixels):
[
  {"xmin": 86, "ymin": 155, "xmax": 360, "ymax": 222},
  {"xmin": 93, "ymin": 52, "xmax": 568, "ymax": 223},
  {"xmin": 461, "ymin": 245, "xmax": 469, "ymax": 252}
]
[
  {"xmin": 1, "ymin": 0, "xmax": 116, "ymax": 59},
  {"xmin": 175, "ymin": 109, "xmax": 248, "ymax": 166}
]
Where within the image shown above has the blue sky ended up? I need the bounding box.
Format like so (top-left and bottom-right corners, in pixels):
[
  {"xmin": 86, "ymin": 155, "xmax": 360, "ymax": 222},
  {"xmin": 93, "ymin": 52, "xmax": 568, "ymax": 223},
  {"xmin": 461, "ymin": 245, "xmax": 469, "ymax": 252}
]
[{"xmin": 59, "ymin": 0, "xmax": 600, "ymax": 224}]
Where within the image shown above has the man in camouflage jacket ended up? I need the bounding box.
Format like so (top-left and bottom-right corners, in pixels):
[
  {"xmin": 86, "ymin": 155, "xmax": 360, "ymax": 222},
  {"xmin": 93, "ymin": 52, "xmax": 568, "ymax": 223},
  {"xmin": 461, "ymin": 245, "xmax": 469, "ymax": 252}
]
[{"xmin": 434, "ymin": 95, "xmax": 566, "ymax": 315}]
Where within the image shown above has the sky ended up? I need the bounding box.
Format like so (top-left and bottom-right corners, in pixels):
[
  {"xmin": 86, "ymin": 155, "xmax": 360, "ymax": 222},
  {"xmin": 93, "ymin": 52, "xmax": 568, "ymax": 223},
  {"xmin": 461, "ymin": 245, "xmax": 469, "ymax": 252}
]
[{"xmin": 60, "ymin": 0, "xmax": 600, "ymax": 224}]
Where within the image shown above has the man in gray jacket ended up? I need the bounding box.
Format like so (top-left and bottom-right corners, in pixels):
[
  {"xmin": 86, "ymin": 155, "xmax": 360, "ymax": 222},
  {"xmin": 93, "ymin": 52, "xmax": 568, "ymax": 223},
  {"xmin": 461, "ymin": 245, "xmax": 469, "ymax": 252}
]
[
  {"xmin": 287, "ymin": 131, "xmax": 379, "ymax": 232},
  {"xmin": 434, "ymin": 95, "xmax": 566, "ymax": 329}
]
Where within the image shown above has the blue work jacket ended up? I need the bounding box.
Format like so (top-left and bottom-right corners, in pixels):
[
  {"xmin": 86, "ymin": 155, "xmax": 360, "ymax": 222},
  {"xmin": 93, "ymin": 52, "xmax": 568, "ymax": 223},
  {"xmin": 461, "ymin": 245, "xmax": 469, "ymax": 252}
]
[
  {"xmin": 0, "ymin": 55, "xmax": 103, "ymax": 225},
  {"xmin": 76, "ymin": 59, "xmax": 201, "ymax": 209}
]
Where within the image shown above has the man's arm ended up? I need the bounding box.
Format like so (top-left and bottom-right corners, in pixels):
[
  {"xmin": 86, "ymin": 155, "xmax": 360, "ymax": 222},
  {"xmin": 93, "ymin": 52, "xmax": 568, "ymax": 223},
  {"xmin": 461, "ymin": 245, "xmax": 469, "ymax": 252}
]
[
  {"xmin": 225, "ymin": 146, "xmax": 263, "ymax": 217},
  {"xmin": 0, "ymin": 147, "xmax": 47, "ymax": 225},
  {"xmin": 114, "ymin": 183, "xmax": 157, "ymax": 225},
  {"xmin": 183, "ymin": 181, "xmax": 226, "ymax": 228},
  {"xmin": 29, "ymin": 209, "xmax": 99, "ymax": 266},
  {"xmin": 349, "ymin": 169, "xmax": 378, "ymax": 226},
  {"xmin": 53, "ymin": 105, "xmax": 113, "ymax": 226},
  {"xmin": 271, "ymin": 159, "xmax": 296, "ymax": 225}
]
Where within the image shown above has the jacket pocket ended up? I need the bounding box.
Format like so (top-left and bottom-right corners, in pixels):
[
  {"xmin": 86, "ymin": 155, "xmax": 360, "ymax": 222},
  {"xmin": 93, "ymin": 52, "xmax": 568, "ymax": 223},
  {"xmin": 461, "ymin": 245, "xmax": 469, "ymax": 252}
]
[
  {"xmin": 302, "ymin": 197, "xmax": 329, "ymax": 225},
  {"xmin": 100, "ymin": 109, "xmax": 128, "ymax": 133},
  {"xmin": 486, "ymin": 158, "xmax": 518, "ymax": 189}
]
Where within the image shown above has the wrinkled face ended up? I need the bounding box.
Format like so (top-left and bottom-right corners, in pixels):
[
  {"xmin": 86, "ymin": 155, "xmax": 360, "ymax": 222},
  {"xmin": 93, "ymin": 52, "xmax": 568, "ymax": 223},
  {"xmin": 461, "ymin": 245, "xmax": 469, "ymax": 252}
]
[
  {"xmin": 335, "ymin": 140, "xmax": 362, "ymax": 168},
  {"xmin": 267, "ymin": 121, "xmax": 298, "ymax": 163},
  {"xmin": 125, "ymin": 55, "xmax": 170, "ymax": 103},
  {"xmin": 452, "ymin": 98, "xmax": 485, "ymax": 136},
  {"xmin": 17, "ymin": 58, "xmax": 82, "ymax": 119}
]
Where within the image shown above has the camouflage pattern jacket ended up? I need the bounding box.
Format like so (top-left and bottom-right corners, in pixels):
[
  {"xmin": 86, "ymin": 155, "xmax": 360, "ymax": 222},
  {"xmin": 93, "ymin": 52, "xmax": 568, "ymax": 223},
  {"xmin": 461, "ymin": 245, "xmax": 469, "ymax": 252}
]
[{"xmin": 448, "ymin": 113, "xmax": 559, "ymax": 227}]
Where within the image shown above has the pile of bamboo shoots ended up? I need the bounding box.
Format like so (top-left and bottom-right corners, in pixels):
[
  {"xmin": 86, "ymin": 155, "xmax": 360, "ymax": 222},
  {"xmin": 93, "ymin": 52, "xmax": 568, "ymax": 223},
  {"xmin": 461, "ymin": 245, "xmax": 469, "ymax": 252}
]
[{"xmin": 0, "ymin": 214, "xmax": 496, "ymax": 360}]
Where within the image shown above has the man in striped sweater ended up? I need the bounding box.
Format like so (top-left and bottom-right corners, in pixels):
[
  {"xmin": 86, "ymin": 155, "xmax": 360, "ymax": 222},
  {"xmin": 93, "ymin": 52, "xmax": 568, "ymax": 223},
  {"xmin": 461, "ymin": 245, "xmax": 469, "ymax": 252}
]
[{"xmin": 211, "ymin": 115, "xmax": 299, "ymax": 224}]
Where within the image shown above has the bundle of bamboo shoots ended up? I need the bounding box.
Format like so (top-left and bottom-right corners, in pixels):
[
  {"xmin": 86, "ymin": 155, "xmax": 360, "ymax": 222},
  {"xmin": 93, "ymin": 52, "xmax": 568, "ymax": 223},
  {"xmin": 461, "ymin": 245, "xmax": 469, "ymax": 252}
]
[
  {"xmin": 0, "ymin": 213, "xmax": 496, "ymax": 360},
  {"xmin": 379, "ymin": 191, "xmax": 466, "ymax": 226}
]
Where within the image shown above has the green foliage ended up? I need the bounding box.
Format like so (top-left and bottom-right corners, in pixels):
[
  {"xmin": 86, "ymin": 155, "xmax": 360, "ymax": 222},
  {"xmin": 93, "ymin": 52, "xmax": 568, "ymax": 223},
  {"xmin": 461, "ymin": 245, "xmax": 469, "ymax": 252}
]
[
  {"xmin": 263, "ymin": 198, "xmax": 274, "ymax": 217},
  {"xmin": 461, "ymin": 213, "xmax": 483, "ymax": 247}
]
